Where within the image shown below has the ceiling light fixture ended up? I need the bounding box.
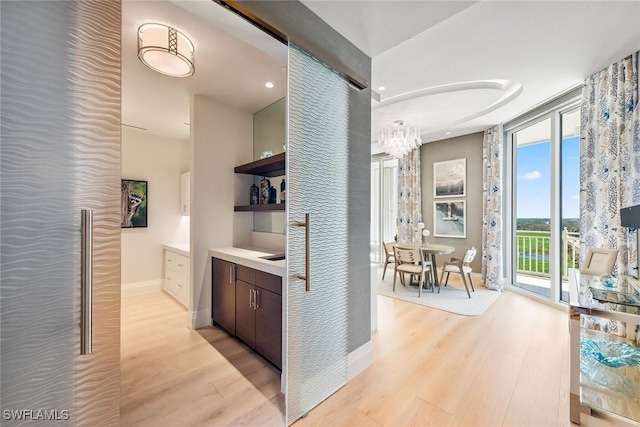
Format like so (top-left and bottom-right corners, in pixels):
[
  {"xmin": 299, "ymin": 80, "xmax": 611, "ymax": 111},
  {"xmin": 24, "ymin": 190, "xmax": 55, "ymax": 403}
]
[
  {"xmin": 378, "ymin": 86, "xmax": 386, "ymax": 91},
  {"xmin": 138, "ymin": 23, "xmax": 195, "ymax": 77},
  {"xmin": 445, "ymin": 131, "xmax": 452, "ymax": 135},
  {"xmin": 379, "ymin": 120, "xmax": 422, "ymax": 158},
  {"xmin": 265, "ymin": 82, "xmax": 274, "ymax": 89}
]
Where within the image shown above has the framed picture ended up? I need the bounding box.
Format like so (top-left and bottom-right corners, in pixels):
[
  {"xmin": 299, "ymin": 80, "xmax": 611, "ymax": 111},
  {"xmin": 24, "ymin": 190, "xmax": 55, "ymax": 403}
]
[
  {"xmin": 433, "ymin": 200, "xmax": 466, "ymax": 238},
  {"xmin": 581, "ymin": 248, "xmax": 618, "ymax": 275},
  {"xmin": 121, "ymin": 179, "xmax": 147, "ymax": 228},
  {"xmin": 434, "ymin": 158, "xmax": 466, "ymax": 197}
]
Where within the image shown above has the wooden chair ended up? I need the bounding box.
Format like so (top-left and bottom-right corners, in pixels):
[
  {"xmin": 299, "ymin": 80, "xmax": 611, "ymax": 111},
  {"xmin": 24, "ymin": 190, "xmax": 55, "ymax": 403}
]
[
  {"xmin": 393, "ymin": 247, "xmax": 431, "ymax": 297},
  {"xmin": 382, "ymin": 241, "xmax": 396, "ymax": 280},
  {"xmin": 440, "ymin": 247, "xmax": 477, "ymax": 298}
]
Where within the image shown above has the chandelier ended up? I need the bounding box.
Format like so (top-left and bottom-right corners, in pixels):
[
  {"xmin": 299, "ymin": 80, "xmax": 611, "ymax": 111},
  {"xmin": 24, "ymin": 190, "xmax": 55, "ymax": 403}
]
[
  {"xmin": 379, "ymin": 120, "xmax": 422, "ymax": 158},
  {"xmin": 138, "ymin": 23, "xmax": 195, "ymax": 78}
]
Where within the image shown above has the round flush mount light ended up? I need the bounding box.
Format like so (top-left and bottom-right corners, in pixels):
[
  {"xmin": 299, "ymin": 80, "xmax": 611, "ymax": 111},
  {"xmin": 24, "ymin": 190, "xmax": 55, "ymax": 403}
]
[
  {"xmin": 378, "ymin": 86, "xmax": 386, "ymax": 91},
  {"xmin": 265, "ymin": 82, "xmax": 274, "ymax": 89},
  {"xmin": 138, "ymin": 23, "xmax": 195, "ymax": 77}
]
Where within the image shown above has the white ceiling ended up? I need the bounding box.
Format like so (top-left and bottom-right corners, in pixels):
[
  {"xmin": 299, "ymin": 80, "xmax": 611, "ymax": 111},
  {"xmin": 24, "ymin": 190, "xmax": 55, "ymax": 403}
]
[
  {"xmin": 303, "ymin": 0, "xmax": 640, "ymax": 147},
  {"xmin": 121, "ymin": 0, "xmax": 287, "ymax": 141},
  {"xmin": 123, "ymin": 1, "xmax": 640, "ymax": 146}
]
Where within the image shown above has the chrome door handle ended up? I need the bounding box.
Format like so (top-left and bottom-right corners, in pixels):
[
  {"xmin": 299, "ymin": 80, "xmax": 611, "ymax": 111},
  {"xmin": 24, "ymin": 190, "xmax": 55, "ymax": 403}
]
[
  {"xmin": 249, "ymin": 288, "xmax": 254, "ymax": 309},
  {"xmin": 81, "ymin": 209, "xmax": 93, "ymax": 355},
  {"xmin": 294, "ymin": 213, "xmax": 310, "ymax": 291},
  {"xmin": 255, "ymin": 289, "xmax": 260, "ymax": 309}
]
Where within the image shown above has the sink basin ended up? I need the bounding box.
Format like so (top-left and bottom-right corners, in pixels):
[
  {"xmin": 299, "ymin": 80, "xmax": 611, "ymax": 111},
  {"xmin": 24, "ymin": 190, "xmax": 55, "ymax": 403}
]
[{"xmin": 259, "ymin": 254, "xmax": 285, "ymax": 261}]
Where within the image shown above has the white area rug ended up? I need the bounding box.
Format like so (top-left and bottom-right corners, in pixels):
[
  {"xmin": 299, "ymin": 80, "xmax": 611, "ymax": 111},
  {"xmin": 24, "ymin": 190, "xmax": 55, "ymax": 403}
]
[{"xmin": 376, "ymin": 271, "xmax": 501, "ymax": 316}]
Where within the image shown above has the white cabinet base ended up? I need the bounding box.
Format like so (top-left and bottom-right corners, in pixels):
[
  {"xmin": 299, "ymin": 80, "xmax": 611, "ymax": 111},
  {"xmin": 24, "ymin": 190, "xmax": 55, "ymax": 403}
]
[{"xmin": 164, "ymin": 247, "xmax": 189, "ymax": 307}]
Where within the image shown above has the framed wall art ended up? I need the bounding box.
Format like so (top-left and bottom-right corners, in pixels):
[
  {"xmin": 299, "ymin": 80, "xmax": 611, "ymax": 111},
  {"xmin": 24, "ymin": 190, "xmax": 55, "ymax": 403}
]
[
  {"xmin": 121, "ymin": 179, "xmax": 147, "ymax": 228},
  {"xmin": 434, "ymin": 158, "xmax": 466, "ymax": 198},
  {"xmin": 433, "ymin": 200, "xmax": 466, "ymax": 238}
]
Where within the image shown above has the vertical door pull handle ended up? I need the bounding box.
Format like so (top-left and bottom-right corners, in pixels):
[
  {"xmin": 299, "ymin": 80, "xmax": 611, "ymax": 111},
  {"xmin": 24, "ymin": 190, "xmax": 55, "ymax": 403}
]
[
  {"xmin": 81, "ymin": 209, "xmax": 93, "ymax": 355},
  {"xmin": 294, "ymin": 213, "xmax": 310, "ymax": 292},
  {"xmin": 255, "ymin": 289, "xmax": 260, "ymax": 308}
]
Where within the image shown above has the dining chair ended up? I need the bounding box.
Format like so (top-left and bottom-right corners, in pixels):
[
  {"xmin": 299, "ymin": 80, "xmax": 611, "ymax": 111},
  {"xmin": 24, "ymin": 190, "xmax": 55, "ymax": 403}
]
[
  {"xmin": 393, "ymin": 246, "xmax": 431, "ymax": 297},
  {"xmin": 382, "ymin": 241, "xmax": 396, "ymax": 280},
  {"xmin": 439, "ymin": 247, "xmax": 477, "ymax": 298}
]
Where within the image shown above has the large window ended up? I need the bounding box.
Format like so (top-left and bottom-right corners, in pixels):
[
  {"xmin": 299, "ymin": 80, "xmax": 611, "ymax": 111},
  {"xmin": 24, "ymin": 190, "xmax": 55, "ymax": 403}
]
[
  {"xmin": 506, "ymin": 90, "xmax": 581, "ymax": 303},
  {"xmin": 370, "ymin": 156, "xmax": 398, "ymax": 263}
]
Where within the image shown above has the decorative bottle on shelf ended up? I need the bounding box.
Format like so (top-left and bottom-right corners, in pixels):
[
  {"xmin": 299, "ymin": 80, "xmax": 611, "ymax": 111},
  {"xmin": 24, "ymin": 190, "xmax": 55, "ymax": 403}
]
[
  {"xmin": 269, "ymin": 186, "xmax": 277, "ymax": 204},
  {"xmin": 280, "ymin": 179, "xmax": 286, "ymax": 204},
  {"xmin": 250, "ymin": 184, "xmax": 259, "ymax": 205},
  {"xmin": 259, "ymin": 178, "xmax": 270, "ymax": 204}
]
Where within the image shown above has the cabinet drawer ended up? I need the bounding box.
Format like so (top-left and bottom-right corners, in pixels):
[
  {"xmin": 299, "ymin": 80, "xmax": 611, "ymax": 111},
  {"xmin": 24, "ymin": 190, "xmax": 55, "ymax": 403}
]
[
  {"xmin": 236, "ymin": 264, "xmax": 255, "ymax": 284},
  {"xmin": 165, "ymin": 250, "xmax": 188, "ymax": 277},
  {"xmin": 256, "ymin": 270, "xmax": 281, "ymax": 295},
  {"xmin": 164, "ymin": 274, "xmax": 188, "ymax": 305}
]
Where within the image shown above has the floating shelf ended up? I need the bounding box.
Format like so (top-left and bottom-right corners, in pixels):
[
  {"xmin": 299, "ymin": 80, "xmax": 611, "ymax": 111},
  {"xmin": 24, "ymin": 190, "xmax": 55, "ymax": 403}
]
[
  {"xmin": 234, "ymin": 204, "xmax": 285, "ymax": 212},
  {"xmin": 234, "ymin": 152, "xmax": 285, "ymax": 177}
]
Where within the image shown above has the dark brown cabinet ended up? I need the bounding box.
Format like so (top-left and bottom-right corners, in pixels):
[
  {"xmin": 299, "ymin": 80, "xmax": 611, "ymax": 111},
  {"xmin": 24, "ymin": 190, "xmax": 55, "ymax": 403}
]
[
  {"xmin": 212, "ymin": 257, "xmax": 282, "ymax": 369},
  {"xmin": 212, "ymin": 258, "xmax": 236, "ymax": 335}
]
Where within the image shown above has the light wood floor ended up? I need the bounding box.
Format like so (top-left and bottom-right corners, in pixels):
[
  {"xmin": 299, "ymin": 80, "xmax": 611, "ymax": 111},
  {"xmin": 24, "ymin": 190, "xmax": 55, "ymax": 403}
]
[
  {"xmin": 120, "ymin": 292, "xmax": 284, "ymax": 426},
  {"xmin": 121, "ymin": 281, "xmax": 618, "ymax": 426}
]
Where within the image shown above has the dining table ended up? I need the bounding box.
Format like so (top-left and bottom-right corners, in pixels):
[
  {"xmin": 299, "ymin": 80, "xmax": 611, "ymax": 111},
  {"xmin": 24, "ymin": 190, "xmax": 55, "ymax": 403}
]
[{"xmin": 395, "ymin": 243, "xmax": 455, "ymax": 290}]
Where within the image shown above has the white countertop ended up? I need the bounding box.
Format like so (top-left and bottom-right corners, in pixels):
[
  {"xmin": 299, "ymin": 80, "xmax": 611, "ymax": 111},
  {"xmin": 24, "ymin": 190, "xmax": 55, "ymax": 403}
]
[
  {"xmin": 209, "ymin": 247, "xmax": 285, "ymax": 277},
  {"xmin": 163, "ymin": 243, "xmax": 190, "ymax": 257}
]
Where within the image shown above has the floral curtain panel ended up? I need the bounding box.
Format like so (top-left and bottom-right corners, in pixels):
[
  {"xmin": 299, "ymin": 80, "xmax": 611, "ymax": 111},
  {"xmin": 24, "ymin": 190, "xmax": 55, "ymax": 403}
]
[
  {"xmin": 580, "ymin": 51, "xmax": 639, "ymax": 341},
  {"xmin": 580, "ymin": 51, "xmax": 639, "ymax": 275},
  {"xmin": 397, "ymin": 148, "xmax": 422, "ymax": 244},
  {"xmin": 481, "ymin": 125, "xmax": 504, "ymax": 291}
]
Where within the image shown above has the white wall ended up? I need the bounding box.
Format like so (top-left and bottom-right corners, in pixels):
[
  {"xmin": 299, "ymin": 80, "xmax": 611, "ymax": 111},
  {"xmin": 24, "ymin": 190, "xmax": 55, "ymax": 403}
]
[
  {"xmin": 121, "ymin": 127, "xmax": 190, "ymax": 286},
  {"xmin": 190, "ymin": 95, "xmax": 253, "ymax": 327}
]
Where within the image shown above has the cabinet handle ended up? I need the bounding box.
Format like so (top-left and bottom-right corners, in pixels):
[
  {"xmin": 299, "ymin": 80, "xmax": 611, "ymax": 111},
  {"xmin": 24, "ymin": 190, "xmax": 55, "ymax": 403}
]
[
  {"xmin": 178, "ymin": 263, "xmax": 183, "ymax": 267},
  {"xmin": 81, "ymin": 209, "xmax": 93, "ymax": 355},
  {"xmin": 294, "ymin": 213, "xmax": 310, "ymax": 292},
  {"xmin": 167, "ymin": 276, "xmax": 172, "ymax": 280},
  {"xmin": 177, "ymin": 283, "xmax": 183, "ymax": 288},
  {"xmin": 255, "ymin": 289, "xmax": 260, "ymax": 309},
  {"xmin": 229, "ymin": 265, "xmax": 235, "ymax": 284},
  {"xmin": 249, "ymin": 288, "xmax": 254, "ymax": 308}
]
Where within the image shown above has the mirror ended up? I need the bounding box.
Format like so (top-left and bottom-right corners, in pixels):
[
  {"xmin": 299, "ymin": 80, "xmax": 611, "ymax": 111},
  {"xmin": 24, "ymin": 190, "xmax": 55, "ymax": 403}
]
[
  {"xmin": 253, "ymin": 97, "xmax": 286, "ymax": 234},
  {"xmin": 254, "ymin": 97, "xmax": 285, "ymax": 160}
]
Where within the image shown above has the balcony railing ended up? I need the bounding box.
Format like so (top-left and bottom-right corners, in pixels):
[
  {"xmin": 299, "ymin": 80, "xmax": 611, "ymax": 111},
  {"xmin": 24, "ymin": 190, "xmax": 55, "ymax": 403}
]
[{"xmin": 516, "ymin": 228, "xmax": 579, "ymax": 280}]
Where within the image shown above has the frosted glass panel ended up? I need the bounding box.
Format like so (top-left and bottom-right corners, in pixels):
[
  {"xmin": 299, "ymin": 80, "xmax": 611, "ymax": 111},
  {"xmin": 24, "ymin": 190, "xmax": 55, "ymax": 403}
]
[{"xmin": 286, "ymin": 45, "xmax": 349, "ymax": 424}]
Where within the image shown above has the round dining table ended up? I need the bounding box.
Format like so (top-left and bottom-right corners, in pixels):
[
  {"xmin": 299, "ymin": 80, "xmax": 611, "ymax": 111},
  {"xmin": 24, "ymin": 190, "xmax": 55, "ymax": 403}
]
[{"xmin": 395, "ymin": 243, "xmax": 455, "ymax": 290}]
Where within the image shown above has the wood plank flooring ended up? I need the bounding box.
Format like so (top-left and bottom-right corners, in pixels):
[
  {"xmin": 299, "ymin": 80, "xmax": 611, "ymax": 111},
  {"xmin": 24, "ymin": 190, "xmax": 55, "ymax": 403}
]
[
  {"xmin": 121, "ymin": 276, "xmax": 619, "ymax": 426},
  {"xmin": 120, "ymin": 292, "xmax": 284, "ymax": 426}
]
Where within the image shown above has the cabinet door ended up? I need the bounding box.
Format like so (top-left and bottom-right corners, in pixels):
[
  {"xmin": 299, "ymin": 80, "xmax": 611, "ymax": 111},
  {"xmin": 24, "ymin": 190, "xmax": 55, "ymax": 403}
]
[
  {"xmin": 255, "ymin": 287, "xmax": 282, "ymax": 369},
  {"xmin": 212, "ymin": 258, "xmax": 235, "ymax": 335},
  {"xmin": 235, "ymin": 280, "xmax": 256, "ymax": 349}
]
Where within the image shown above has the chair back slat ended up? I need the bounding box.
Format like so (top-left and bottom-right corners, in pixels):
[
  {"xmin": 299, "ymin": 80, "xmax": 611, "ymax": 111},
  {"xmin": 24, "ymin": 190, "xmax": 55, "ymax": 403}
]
[
  {"xmin": 463, "ymin": 247, "xmax": 477, "ymax": 263},
  {"xmin": 394, "ymin": 247, "xmax": 422, "ymax": 264},
  {"xmin": 383, "ymin": 241, "xmax": 395, "ymax": 256}
]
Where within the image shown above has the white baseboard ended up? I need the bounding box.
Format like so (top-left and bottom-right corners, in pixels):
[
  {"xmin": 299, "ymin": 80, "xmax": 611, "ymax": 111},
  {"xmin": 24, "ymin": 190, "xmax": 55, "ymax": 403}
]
[
  {"xmin": 121, "ymin": 279, "xmax": 163, "ymax": 297},
  {"xmin": 189, "ymin": 308, "xmax": 212, "ymax": 329},
  {"xmin": 347, "ymin": 340, "xmax": 374, "ymax": 381}
]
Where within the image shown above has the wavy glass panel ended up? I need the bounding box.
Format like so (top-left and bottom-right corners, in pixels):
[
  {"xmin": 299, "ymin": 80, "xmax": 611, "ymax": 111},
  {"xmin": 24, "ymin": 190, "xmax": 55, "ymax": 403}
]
[
  {"xmin": 286, "ymin": 45, "xmax": 349, "ymax": 424},
  {"xmin": 0, "ymin": 1, "xmax": 121, "ymax": 425}
]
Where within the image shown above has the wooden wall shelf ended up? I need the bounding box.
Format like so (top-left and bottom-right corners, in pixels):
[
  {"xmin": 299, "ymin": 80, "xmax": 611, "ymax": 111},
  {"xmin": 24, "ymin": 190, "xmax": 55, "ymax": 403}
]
[
  {"xmin": 234, "ymin": 204, "xmax": 285, "ymax": 212},
  {"xmin": 234, "ymin": 153, "xmax": 285, "ymax": 177}
]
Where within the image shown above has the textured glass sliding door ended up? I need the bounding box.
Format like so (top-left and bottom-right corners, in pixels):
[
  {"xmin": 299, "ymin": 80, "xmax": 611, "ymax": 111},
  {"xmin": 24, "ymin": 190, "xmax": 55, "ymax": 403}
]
[
  {"xmin": 286, "ymin": 45, "xmax": 349, "ymax": 424},
  {"xmin": 1, "ymin": 2, "xmax": 121, "ymax": 424}
]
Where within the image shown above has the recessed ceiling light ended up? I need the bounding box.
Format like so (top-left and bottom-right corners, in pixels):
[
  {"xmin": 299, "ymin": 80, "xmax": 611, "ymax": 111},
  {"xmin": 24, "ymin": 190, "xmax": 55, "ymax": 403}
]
[
  {"xmin": 445, "ymin": 132, "xmax": 452, "ymax": 135},
  {"xmin": 378, "ymin": 86, "xmax": 386, "ymax": 91},
  {"xmin": 265, "ymin": 82, "xmax": 274, "ymax": 89}
]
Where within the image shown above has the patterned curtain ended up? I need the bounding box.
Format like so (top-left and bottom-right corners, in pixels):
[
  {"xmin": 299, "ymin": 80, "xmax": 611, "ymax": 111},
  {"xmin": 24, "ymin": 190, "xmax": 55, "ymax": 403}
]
[
  {"xmin": 580, "ymin": 51, "xmax": 639, "ymax": 275},
  {"xmin": 397, "ymin": 148, "xmax": 422, "ymax": 244},
  {"xmin": 481, "ymin": 125, "xmax": 504, "ymax": 291}
]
